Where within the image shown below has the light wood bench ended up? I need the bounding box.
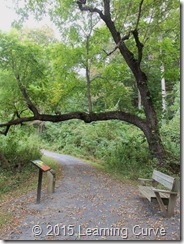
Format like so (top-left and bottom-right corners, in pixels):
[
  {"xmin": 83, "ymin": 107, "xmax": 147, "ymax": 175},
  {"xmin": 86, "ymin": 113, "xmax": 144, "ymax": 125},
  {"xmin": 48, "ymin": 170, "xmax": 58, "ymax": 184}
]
[{"xmin": 138, "ymin": 170, "xmax": 179, "ymax": 217}]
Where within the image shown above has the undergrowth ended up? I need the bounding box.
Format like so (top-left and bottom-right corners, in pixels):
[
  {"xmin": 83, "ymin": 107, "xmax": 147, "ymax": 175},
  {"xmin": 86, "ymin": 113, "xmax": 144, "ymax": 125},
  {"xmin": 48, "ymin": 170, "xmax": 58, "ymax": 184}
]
[{"xmin": 41, "ymin": 120, "xmax": 160, "ymax": 179}]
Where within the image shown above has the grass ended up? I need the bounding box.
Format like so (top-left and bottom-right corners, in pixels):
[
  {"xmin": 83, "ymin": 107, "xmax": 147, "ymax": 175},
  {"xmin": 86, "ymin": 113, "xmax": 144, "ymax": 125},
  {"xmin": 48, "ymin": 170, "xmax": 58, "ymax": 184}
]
[
  {"xmin": 0, "ymin": 155, "xmax": 62, "ymax": 198},
  {"xmin": 0, "ymin": 155, "xmax": 63, "ymax": 233},
  {"xmin": 0, "ymin": 212, "xmax": 12, "ymax": 227}
]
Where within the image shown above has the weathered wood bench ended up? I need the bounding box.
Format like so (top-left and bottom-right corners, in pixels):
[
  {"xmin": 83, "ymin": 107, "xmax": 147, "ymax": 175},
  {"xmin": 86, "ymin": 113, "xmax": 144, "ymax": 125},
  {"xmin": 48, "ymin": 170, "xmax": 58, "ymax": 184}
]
[{"xmin": 138, "ymin": 170, "xmax": 179, "ymax": 217}]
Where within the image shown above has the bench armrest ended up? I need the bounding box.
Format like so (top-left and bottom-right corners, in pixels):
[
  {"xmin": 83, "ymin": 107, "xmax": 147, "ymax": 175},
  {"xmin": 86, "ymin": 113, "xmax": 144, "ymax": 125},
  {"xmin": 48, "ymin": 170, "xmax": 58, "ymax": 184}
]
[
  {"xmin": 152, "ymin": 187, "xmax": 178, "ymax": 195},
  {"xmin": 138, "ymin": 178, "xmax": 153, "ymax": 181},
  {"xmin": 138, "ymin": 178, "xmax": 153, "ymax": 186},
  {"xmin": 138, "ymin": 178, "xmax": 153, "ymax": 182}
]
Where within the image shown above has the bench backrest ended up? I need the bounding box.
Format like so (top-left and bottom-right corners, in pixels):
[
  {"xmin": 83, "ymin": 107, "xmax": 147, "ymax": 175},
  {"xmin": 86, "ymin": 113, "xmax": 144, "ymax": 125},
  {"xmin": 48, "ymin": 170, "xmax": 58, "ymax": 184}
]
[{"xmin": 152, "ymin": 170, "xmax": 179, "ymax": 191}]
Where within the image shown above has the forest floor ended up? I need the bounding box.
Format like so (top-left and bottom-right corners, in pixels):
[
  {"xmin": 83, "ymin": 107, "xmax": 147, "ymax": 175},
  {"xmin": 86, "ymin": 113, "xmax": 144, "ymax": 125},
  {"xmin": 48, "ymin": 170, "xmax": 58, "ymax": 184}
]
[{"xmin": 0, "ymin": 150, "xmax": 181, "ymax": 241}]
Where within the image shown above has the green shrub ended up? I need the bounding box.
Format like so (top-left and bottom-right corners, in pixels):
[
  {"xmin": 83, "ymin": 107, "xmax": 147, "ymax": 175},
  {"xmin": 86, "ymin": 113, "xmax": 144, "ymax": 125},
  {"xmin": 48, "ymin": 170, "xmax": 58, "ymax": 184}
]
[
  {"xmin": 160, "ymin": 82, "xmax": 180, "ymax": 173},
  {"xmin": 0, "ymin": 126, "xmax": 41, "ymax": 170},
  {"xmin": 41, "ymin": 112, "xmax": 180, "ymax": 178},
  {"xmin": 41, "ymin": 120, "xmax": 155, "ymax": 179}
]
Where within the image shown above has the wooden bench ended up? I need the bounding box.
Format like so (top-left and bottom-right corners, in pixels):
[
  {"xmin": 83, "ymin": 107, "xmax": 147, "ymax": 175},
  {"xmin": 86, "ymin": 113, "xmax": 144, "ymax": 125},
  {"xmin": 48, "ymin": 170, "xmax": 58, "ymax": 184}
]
[{"xmin": 138, "ymin": 170, "xmax": 179, "ymax": 217}]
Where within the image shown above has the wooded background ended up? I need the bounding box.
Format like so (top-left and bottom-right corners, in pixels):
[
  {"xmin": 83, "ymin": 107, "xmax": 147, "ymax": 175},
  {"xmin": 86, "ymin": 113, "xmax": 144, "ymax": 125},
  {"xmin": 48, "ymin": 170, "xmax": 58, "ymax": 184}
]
[{"xmin": 0, "ymin": 0, "xmax": 180, "ymax": 180}]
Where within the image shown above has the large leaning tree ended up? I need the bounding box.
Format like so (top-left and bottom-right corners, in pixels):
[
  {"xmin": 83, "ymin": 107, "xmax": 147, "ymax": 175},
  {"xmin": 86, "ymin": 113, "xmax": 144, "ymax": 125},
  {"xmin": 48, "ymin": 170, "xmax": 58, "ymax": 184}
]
[{"xmin": 0, "ymin": 0, "xmax": 180, "ymax": 166}]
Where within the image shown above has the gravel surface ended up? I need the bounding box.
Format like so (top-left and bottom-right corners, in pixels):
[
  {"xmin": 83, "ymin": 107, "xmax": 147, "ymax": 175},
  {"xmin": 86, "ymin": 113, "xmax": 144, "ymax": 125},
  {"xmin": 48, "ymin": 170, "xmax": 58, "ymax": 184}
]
[{"xmin": 2, "ymin": 150, "xmax": 181, "ymax": 240}]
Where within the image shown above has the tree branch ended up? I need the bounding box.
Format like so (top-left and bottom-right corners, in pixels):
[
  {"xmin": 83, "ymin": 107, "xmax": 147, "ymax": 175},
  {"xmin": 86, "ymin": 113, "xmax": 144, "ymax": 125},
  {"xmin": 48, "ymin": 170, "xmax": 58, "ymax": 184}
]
[
  {"xmin": 103, "ymin": 46, "xmax": 118, "ymax": 56},
  {"xmin": 76, "ymin": 0, "xmax": 139, "ymax": 81},
  {"xmin": 0, "ymin": 111, "xmax": 19, "ymax": 136},
  {"xmin": 103, "ymin": 31, "xmax": 131, "ymax": 56},
  {"xmin": 103, "ymin": 0, "xmax": 111, "ymax": 18},
  {"xmin": 131, "ymin": 29, "xmax": 144, "ymax": 64},
  {"xmin": 0, "ymin": 110, "xmax": 147, "ymax": 137},
  {"xmin": 135, "ymin": 0, "xmax": 144, "ymax": 30},
  {"xmin": 76, "ymin": 2, "xmax": 105, "ymax": 20},
  {"xmin": 16, "ymin": 75, "xmax": 39, "ymax": 117},
  {"xmin": 0, "ymin": 125, "xmax": 11, "ymax": 136}
]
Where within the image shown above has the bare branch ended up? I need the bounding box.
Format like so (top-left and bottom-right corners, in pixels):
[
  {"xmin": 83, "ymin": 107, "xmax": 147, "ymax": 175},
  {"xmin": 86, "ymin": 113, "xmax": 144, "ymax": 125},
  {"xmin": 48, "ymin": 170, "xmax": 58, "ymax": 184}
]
[
  {"xmin": 103, "ymin": 46, "xmax": 118, "ymax": 56},
  {"xmin": 0, "ymin": 111, "xmax": 19, "ymax": 136},
  {"xmin": 103, "ymin": 31, "xmax": 131, "ymax": 56},
  {"xmin": 16, "ymin": 75, "xmax": 39, "ymax": 117},
  {"xmin": 131, "ymin": 29, "xmax": 144, "ymax": 64},
  {"xmin": 77, "ymin": 2, "xmax": 105, "ymax": 21},
  {"xmin": 0, "ymin": 116, "xmax": 35, "ymax": 135},
  {"xmin": 0, "ymin": 125, "xmax": 10, "ymax": 136},
  {"xmin": 135, "ymin": 0, "xmax": 144, "ymax": 30},
  {"xmin": 121, "ymin": 31, "xmax": 131, "ymax": 42}
]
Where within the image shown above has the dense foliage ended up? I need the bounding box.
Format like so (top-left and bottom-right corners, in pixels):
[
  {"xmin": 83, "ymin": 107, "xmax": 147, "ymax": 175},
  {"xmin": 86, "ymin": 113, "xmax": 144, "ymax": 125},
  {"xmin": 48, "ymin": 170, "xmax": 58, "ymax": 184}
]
[
  {"xmin": 0, "ymin": 0, "xmax": 180, "ymax": 179},
  {"xmin": 0, "ymin": 126, "xmax": 41, "ymax": 170},
  {"xmin": 41, "ymin": 120, "xmax": 155, "ymax": 179}
]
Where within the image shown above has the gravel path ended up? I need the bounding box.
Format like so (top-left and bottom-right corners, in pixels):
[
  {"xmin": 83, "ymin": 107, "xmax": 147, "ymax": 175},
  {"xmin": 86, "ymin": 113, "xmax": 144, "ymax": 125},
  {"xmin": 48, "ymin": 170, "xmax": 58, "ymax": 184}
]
[{"xmin": 2, "ymin": 150, "xmax": 180, "ymax": 240}]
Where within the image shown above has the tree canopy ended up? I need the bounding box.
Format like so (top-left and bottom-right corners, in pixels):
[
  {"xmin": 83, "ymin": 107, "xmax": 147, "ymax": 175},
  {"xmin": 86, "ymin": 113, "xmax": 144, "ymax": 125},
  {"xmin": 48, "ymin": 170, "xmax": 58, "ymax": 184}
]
[{"xmin": 0, "ymin": 0, "xmax": 180, "ymax": 166}]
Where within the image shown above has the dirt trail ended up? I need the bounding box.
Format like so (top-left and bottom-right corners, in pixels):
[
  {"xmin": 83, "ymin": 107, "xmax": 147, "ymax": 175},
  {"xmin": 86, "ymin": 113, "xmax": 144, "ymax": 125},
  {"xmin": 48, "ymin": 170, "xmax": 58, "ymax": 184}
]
[{"xmin": 1, "ymin": 150, "xmax": 180, "ymax": 240}]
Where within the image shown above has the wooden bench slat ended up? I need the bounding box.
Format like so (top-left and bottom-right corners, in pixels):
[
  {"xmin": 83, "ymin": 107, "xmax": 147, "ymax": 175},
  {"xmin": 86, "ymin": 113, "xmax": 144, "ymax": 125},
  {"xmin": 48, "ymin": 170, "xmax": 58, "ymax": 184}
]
[
  {"xmin": 152, "ymin": 187, "xmax": 178, "ymax": 195},
  {"xmin": 138, "ymin": 178, "xmax": 153, "ymax": 182},
  {"xmin": 138, "ymin": 186, "xmax": 169, "ymax": 205},
  {"xmin": 152, "ymin": 170, "xmax": 176, "ymax": 190}
]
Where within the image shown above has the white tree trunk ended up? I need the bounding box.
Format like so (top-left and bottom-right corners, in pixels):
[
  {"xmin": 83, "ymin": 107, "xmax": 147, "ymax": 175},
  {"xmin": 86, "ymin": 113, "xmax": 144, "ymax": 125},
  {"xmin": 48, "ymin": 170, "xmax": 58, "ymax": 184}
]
[
  {"xmin": 161, "ymin": 64, "xmax": 167, "ymax": 112},
  {"xmin": 159, "ymin": 34, "xmax": 167, "ymax": 124},
  {"xmin": 138, "ymin": 89, "xmax": 141, "ymax": 109}
]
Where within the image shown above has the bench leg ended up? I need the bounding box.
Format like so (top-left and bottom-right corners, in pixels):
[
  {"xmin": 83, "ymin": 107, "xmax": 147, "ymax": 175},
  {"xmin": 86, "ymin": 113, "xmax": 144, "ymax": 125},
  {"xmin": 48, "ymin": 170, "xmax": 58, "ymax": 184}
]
[
  {"xmin": 154, "ymin": 192, "xmax": 167, "ymax": 216},
  {"xmin": 167, "ymin": 194, "xmax": 177, "ymax": 217},
  {"xmin": 155, "ymin": 192, "xmax": 177, "ymax": 218}
]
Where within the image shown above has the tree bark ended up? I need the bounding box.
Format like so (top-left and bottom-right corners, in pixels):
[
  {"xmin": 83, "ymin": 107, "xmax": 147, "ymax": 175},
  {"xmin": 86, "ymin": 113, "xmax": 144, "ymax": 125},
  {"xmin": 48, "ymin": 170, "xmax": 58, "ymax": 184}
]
[{"xmin": 141, "ymin": 125, "xmax": 166, "ymax": 165}]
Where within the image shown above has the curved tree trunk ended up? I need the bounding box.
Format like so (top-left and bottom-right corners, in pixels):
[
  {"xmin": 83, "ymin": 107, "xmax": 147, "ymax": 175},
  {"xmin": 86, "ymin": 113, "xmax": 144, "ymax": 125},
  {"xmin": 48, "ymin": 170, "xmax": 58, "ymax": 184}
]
[
  {"xmin": 140, "ymin": 124, "xmax": 166, "ymax": 165},
  {"xmin": 77, "ymin": 1, "xmax": 167, "ymax": 165}
]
